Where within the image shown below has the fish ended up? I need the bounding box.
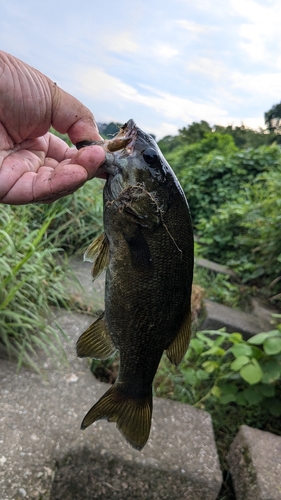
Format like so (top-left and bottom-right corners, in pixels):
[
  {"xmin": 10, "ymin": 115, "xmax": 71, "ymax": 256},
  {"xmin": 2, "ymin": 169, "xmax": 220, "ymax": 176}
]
[{"xmin": 75, "ymin": 119, "xmax": 194, "ymax": 450}]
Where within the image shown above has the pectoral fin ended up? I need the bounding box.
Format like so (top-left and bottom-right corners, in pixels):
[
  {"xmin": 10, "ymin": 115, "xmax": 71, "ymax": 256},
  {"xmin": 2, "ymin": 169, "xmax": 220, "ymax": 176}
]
[
  {"xmin": 76, "ymin": 313, "xmax": 116, "ymax": 360},
  {"xmin": 166, "ymin": 309, "xmax": 192, "ymax": 366},
  {"xmin": 122, "ymin": 224, "xmax": 153, "ymax": 270},
  {"xmin": 84, "ymin": 232, "xmax": 110, "ymax": 280}
]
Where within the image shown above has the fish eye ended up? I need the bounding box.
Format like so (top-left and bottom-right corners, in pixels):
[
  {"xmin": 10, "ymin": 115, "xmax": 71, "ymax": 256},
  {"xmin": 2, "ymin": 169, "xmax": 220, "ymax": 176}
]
[{"xmin": 143, "ymin": 148, "xmax": 159, "ymax": 167}]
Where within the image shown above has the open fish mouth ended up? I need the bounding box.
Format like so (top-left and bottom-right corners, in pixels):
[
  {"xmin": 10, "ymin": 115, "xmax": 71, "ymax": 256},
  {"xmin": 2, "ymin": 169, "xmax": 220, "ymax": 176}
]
[
  {"xmin": 108, "ymin": 119, "xmax": 138, "ymax": 154},
  {"xmin": 76, "ymin": 119, "xmax": 138, "ymax": 155}
]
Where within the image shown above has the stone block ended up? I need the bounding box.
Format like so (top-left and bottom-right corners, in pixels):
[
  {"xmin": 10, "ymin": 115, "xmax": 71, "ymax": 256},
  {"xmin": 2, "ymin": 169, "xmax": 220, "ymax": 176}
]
[
  {"xmin": 227, "ymin": 425, "xmax": 281, "ymax": 500},
  {"xmin": 200, "ymin": 300, "xmax": 273, "ymax": 339}
]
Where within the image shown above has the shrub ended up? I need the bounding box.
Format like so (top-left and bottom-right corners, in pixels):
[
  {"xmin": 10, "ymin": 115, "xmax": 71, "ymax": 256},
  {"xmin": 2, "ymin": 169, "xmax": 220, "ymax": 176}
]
[
  {"xmin": 197, "ymin": 169, "xmax": 281, "ymax": 300},
  {"xmin": 155, "ymin": 324, "xmax": 281, "ymax": 417},
  {"xmin": 169, "ymin": 142, "xmax": 281, "ymax": 226}
]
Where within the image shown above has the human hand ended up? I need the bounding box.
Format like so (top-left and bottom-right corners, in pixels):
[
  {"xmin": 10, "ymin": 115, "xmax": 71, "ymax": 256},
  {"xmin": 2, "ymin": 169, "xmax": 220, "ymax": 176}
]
[{"xmin": 0, "ymin": 51, "xmax": 106, "ymax": 204}]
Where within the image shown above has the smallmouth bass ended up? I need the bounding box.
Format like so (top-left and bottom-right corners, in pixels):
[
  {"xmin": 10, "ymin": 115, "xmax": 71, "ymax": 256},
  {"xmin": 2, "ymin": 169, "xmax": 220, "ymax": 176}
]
[{"xmin": 76, "ymin": 120, "xmax": 194, "ymax": 450}]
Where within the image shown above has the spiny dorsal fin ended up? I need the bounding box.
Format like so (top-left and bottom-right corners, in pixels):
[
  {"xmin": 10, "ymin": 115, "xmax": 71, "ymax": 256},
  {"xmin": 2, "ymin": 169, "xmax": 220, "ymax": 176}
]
[
  {"xmin": 81, "ymin": 384, "xmax": 152, "ymax": 451},
  {"xmin": 166, "ymin": 309, "xmax": 192, "ymax": 366},
  {"xmin": 84, "ymin": 232, "xmax": 110, "ymax": 280},
  {"xmin": 76, "ymin": 313, "xmax": 116, "ymax": 360}
]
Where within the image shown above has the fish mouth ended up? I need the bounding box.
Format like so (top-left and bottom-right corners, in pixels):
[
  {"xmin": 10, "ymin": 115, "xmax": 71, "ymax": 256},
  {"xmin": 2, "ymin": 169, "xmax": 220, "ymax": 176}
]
[
  {"xmin": 75, "ymin": 119, "xmax": 137, "ymax": 154},
  {"xmin": 106, "ymin": 119, "xmax": 137, "ymax": 154},
  {"xmin": 102, "ymin": 120, "xmax": 138, "ymax": 178}
]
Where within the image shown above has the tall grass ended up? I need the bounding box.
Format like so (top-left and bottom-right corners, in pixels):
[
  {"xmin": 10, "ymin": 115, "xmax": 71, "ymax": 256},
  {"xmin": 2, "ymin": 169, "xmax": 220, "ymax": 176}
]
[
  {"xmin": 32, "ymin": 179, "xmax": 104, "ymax": 254},
  {"xmin": 0, "ymin": 179, "xmax": 104, "ymax": 370}
]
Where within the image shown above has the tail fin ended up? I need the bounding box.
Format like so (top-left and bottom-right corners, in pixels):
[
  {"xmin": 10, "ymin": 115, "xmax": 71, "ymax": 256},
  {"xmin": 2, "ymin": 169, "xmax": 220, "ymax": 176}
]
[{"xmin": 81, "ymin": 385, "xmax": 152, "ymax": 451}]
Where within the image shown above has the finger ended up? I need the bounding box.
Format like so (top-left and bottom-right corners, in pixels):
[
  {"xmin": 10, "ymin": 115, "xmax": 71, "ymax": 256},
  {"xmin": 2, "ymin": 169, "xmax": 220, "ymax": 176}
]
[
  {"xmin": 0, "ymin": 162, "xmax": 91, "ymax": 204},
  {"xmin": 0, "ymin": 149, "xmax": 45, "ymax": 199},
  {"xmin": 51, "ymin": 84, "xmax": 102, "ymax": 144},
  {"xmin": 34, "ymin": 157, "xmax": 106, "ymax": 202}
]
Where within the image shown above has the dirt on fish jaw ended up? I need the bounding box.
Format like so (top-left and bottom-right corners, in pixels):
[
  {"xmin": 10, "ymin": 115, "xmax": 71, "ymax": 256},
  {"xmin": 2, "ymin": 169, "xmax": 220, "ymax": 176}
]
[{"xmin": 76, "ymin": 120, "xmax": 194, "ymax": 451}]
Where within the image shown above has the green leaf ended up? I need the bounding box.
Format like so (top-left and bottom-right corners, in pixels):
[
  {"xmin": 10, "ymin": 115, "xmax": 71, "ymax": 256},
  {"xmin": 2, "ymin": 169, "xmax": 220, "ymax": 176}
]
[
  {"xmin": 267, "ymin": 399, "xmax": 281, "ymax": 417},
  {"xmin": 219, "ymin": 393, "xmax": 236, "ymax": 405},
  {"xmin": 183, "ymin": 368, "xmax": 197, "ymax": 385},
  {"xmin": 259, "ymin": 384, "xmax": 275, "ymax": 397},
  {"xmin": 240, "ymin": 359, "xmax": 263, "ymax": 384},
  {"xmin": 230, "ymin": 355, "xmax": 250, "ymax": 371},
  {"xmin": 264, "ymin": 337, "xmax": 281, "ymax": 355},
  {"xmin": 242, "ymin": 387, "xmax": 263, "ymax": 405},
  {"xmin": 248, "ymin": 330, "xmax": 281, "ymax": 345},
  {"xmin": 261, "ymin": 360, "xmax": 281, "ymax": 383},
  {"xmin": 196, "ymin": 369, "xmax": 210, "ymax": 381},
  {"xmin": 211, "ymin": 386, "xmax": 221, "ymax": 398},
  {"xmin": 202, "ymin": 360, "xmax": 219, "ymax": 373},
  {"xmin": 219, "ymin": 383, "xmax": 238, "ymax": 395},
  {"xmin": 203, "ymin": 346, "xmax": 225, "ymax": 356},
  {"xmin": 232, "ymin": 344, "xmax": 253, "ymax": 358},
  {"xmin": 229, "ymin": 332, "xmax": 243, "ymax": 343},
  {"xmin": 190, "ymin": 338, "xmax": 204, "ymax": 355},
  {"xmin": 235, "ymin": 392, "xmax": 247, "ymax": 406}
]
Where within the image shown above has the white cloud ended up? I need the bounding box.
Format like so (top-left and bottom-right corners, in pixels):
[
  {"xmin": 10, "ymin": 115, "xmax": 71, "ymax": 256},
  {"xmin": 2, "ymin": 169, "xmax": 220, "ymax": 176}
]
[
  {"xmin": 231, "ymin": 70, "xmax": 281, "ymax": 100},
  {"xmin": 150, "ymin": 122, "xmax": 180, "ymax": 139},
  {"xmin": 79, "ymin": 67, "xmax": 228, "ymax": 124},
  {"xmin": 186, "ymin": 57, "xmax": 228, "ymax": 81},
  {"xmin": 231, "ymin": 0, "xmax": 281, "ymax": 62},
  {"xmin": 153, "ymin": 43, "xmax": 179, "ymax": 60},
  {"xmin": 176, "ymin": 19, "xmax": 207, "ymax": 34},
  {"xmin": 103, "ymin": 31, "xmax": 139, "ymax": 53},
  {"xmin": 78, "ymin": 68, "xmax": 138, "ymax": 100}
]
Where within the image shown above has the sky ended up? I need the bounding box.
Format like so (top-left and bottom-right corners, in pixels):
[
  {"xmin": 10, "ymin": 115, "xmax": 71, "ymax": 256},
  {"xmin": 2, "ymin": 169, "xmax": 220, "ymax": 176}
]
[{"xmin": 1, "ymin": 0, "xmax": 281, "ymax": 139}]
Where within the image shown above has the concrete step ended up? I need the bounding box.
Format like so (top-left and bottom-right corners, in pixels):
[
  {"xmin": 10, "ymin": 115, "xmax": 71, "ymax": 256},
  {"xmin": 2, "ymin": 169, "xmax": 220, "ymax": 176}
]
[
  {"xmin": 201, "ymin": 300, "xmax": 273, "ymax": 339},
  {"xmin": 0, "ymin": 312, "xmax": 222, "ymax": 500},
  {"xmin": 227, "ymin": 425, "xmax": 281, "ymax": 500}
]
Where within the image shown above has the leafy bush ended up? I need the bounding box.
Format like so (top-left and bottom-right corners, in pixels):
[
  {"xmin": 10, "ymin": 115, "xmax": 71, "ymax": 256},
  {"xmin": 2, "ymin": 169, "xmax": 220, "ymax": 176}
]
[
  {"xmin": 170, "ymin": 131, "xmax": 237, "ymax": 174},
  {"xmin": 155, "ymin": 325, "xmax": 281, "ymax": 419},
  {"xmin": 155, "ymin": 325, "xmax": 281, "ymax": 478},
  {"xmin": 169, "ymin": 142, "xmax": 281, "ymax": 226},
  {"xmin": 197, "ymin": 169, "xmax": 281, "ymax": 300},
  {"xmin": 193, "ymin": 265, "xmax": 246, "ymax": 309}
]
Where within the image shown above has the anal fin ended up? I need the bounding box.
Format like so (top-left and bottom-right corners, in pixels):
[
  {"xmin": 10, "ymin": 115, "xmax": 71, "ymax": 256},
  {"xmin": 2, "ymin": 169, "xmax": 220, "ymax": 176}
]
[
  {"xmin": 76, "ymin": 313, "xmax": 116, "ymax": 360},
  {"xmin": 166, "ymin": 309, "xmax": 192, "ymax": 366}
]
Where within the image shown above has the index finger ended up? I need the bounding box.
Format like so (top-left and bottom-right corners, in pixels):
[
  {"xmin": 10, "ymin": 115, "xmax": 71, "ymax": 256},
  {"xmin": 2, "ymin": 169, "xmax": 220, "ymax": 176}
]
[{"xmin": 50, "ymin": 84, "xmax": 102, "ymax": 145}]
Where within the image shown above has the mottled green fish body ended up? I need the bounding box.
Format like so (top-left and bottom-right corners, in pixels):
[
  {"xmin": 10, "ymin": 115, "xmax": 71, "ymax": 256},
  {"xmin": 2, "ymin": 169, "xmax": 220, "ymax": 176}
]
[{"xmin": 76, "ymin": 120, "xmax": 194, "ymax": 450}]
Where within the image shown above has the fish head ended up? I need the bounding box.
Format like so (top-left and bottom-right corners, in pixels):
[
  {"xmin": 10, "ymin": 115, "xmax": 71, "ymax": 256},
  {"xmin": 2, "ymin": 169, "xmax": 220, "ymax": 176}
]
[{"xmin": 102, "ymin": 119, "xmax": 172, "ymax": 200}]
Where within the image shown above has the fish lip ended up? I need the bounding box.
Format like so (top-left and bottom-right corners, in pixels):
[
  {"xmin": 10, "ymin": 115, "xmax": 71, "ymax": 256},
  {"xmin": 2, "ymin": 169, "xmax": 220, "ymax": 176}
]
[
  {"xmin": 102, "ymin": 119, "xmax": 138, "ymax": 154},
  {"xmin": 76, "ymin": 120, "xmax": 138, "ymax": 155},
  {"xmin": 103, "ymin": 120, "xmax": 138, "ymax": 178},
  {"xmin": 126, "ymin": 119, "xmax": 138, "ymax": 149}
]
